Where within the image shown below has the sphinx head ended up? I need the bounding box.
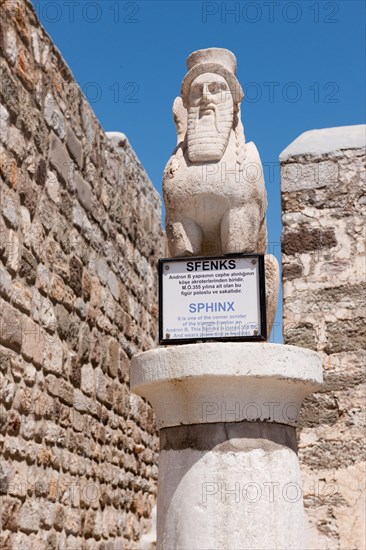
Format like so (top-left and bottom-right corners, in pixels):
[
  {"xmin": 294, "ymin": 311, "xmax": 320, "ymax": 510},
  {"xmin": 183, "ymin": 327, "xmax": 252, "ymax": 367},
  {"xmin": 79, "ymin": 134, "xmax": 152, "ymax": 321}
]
[
  {"xmin": 187, "ymin": 73, "xmax": 234, "ymax": 163},
  {"xmin": 180, "ymin": 48, "xmax": 244, "ymax": 164}
]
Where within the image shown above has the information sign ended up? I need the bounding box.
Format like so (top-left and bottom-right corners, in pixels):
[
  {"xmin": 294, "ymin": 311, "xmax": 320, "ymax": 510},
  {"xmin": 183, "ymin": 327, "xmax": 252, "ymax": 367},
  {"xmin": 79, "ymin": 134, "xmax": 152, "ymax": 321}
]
[{"xmin": 159, "ymin": 254, "xmax": 267, "ymax": 344}]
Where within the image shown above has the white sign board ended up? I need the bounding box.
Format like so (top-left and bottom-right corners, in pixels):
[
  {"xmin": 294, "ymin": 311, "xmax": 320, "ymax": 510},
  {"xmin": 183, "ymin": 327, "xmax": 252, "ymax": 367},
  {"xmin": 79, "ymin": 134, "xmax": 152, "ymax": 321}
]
[{"xmin": 159, "ymin": 255, "xmax": 266, "ymax": 344}]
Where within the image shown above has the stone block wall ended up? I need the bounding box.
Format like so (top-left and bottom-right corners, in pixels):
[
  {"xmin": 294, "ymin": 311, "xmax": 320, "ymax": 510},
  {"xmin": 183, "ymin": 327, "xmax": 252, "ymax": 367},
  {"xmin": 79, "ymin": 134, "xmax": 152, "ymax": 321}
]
[
  {"xmin": 280, "ymin": 126, "xmax": 365, "ymax": 550},
  {"xmin": 0, "ymin": 0, "xmax": 164, "ymax": 548}
]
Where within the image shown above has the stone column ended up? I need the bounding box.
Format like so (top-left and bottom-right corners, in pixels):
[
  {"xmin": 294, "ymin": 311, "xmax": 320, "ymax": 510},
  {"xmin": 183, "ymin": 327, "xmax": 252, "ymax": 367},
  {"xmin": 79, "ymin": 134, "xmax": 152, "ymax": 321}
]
[{"xmin": 130, "ymin": 342, "xmax": 322, "ymax": 550}]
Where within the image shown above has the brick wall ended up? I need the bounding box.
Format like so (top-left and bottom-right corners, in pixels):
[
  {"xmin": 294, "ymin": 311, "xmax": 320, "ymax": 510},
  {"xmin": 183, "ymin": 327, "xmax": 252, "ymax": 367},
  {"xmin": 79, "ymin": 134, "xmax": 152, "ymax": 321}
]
[
  {"xmin": 280, "ymin": 126, "xmax": 365, "ymax": 550},
  {"xmin": 0, "ymin": 0, "xmax": 164, "ymax": 548}
]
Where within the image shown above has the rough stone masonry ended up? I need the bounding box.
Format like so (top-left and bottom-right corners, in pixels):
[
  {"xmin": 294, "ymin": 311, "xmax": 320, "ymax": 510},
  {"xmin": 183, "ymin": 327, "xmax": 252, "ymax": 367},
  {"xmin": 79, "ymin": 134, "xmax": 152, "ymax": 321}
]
[
  {"xmin": 280, "ymin": 125, "xmax": 366, "ymax": 550},
  {"xmin": 0, "ymin": 0, "xmax": 164, "ymax": 548}
]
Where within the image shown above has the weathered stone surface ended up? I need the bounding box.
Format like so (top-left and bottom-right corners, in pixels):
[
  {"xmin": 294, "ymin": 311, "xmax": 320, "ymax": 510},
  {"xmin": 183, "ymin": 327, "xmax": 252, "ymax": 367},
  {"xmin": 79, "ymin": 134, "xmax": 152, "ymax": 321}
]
[
  {"xmin": 282, "ymin": 262, "xmax": 303, "ymax": 281},
  {"xmin": 45, "ymin": 170, "xmax": 60, "ymax": 204},
  {"xmin": 75, "ymin": 171, "xmax": 92, "ymax": 211},
  {"xmin": 18, "ymin": 93, "xmax": 36, "ymax": 140},
  {"xmin": 0, "ymin": 263, "xmax": 12, "ymax": 298},
  {"xmin": 39, "ymin": 500, "xmax": 55, "ymax": 529},
  {"xmin": 1, "ymin": 496, "xmax": 21, "ymax": 531},
  {"xmin": 281, "ymin": 128, "xmax": 366, "ymax": 550},
  {"xmin": 53, "ymin": 304, "xmax": 78, "ymax": 346},
  {"xmin": 5, "ymin": 27, "xmax": 18, "ymax": 66},
  {"xmin": 43, "ymin": 337, "xmax": 63, "ymax": 374},
  {"xmin": 8, "ymin": 125, "xmax": 25, "ymax": 160},
  {"xmin": 81, "ymin": 363, "xmax": 95, "ymax": 397},
  {"xmin": 66, "ymin": 126, "xmax": 83, "ymax": 168},
  {"xmin": 0, "ymin": 1, "xmax": 163, "ymax": 546},
  {"xmin": 324, "ymin": 317, "xmax": 365, "ymax": 354},
  {"xmin": 284, "ymin": 322, "xmax": 317, "ymax": 350},
  {"xmin": 34, "ymin": 119, "xmax": 48, "ymax": 154},
  {"xmin": 303, "ymin": 462, "xmax": 366, "ymax": 550},
  {"xmin": 49, "ymin": 132, "xmax": 72, "ymax": 186},
  {"xmin": 0, "ymin": 300, "xmax": 22, "ymax": 350},
  {"xmin": 106, "ymin": 338, "xmax": 120, "ymax": 378},
  {"xmin": 44, "ymin": 93, "xmax": 65, "ymax": 139},
  {"xmin": 0, "ymin": 346, "xmax": 24, "ymax": 379},
  {"xmin": 16, "ymin": 189, "xmax": 33, "ymax": 230},
  {"xmin": 18, "ymin": 500, "xmax": 40, "ymax": 533},
  {"xmin": 0, "ymin": 62, "xmax": 19, "ymax": 117},
  {"xmin": 19, "ymin": 247, "xmax": 37, "ymax": 284},
  {"xmin": 10, "ymin": 280, "xmax": 31, "ymax": 313},
  {"xmin": 107, "ymin": 270, "xmax": 119, "ymax": 301},
  {"xmin": 0, "ymin": 104, "xmax": 10, "ymax": 143},
  {"xmin": 2, "ymin": 190, "xmax": 19, "ymax": 228},
  {"xmin": 282, "ymin": 226, "xmax": 337, "ymax": 256},
  {"xmin": 69, "ymin": 256, "xmax": 83, "ymax": 297},
  {"xmin": 3, "ymin": 228, "xmax": 21, "ymax": 275},
  {"xmin": 37, "ymin": 194, "xmax": 56, "ymax": 232},
  {"xmin": 35, "ymin": 157, "xmax": 47, "ymax": 186}
]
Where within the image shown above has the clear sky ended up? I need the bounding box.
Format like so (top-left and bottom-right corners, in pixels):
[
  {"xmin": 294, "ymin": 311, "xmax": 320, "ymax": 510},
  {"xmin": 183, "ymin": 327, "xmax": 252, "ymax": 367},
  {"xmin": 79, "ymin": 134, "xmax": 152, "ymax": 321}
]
[{"xmin": 32, "ymin": 0, "xmax": 366, "ymax": 342}]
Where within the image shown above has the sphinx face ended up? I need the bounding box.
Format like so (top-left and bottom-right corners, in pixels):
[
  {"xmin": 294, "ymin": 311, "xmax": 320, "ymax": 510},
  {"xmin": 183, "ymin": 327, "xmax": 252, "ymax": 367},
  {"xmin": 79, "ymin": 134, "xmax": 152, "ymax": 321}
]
[{"xmin": 187, "ymin": 73, "xmax": 234, "ymax": 163}]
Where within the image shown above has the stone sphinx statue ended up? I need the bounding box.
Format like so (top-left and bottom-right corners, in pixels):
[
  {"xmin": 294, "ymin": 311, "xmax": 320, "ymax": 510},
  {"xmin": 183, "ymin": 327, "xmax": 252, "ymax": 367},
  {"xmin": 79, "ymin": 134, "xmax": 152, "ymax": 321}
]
[{"xmin": 162, "ymin": 48, "xmax": 279, "ymax": 335}]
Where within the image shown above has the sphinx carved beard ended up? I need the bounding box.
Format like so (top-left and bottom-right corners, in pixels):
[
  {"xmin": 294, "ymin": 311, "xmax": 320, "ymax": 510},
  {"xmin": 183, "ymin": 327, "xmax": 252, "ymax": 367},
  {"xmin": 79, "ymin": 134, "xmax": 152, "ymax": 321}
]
[{"xmin": 187, "ymin": 102, "xmax": 233, "ymax": 163}]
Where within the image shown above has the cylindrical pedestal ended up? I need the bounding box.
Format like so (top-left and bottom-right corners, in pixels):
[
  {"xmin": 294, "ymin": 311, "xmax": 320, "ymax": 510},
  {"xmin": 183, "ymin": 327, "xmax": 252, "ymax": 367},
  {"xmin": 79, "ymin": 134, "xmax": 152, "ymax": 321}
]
[{"xmin": 130, "ymin": 343, "xmax": 322, "ymax": 550}]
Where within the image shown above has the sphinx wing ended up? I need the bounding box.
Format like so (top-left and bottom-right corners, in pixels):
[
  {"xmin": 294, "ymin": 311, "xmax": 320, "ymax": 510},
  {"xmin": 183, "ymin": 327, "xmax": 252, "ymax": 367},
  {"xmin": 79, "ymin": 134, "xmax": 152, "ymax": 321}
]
[{"xmin": 173, "ymin": 96, "xmax": 187, "ymax": 145}]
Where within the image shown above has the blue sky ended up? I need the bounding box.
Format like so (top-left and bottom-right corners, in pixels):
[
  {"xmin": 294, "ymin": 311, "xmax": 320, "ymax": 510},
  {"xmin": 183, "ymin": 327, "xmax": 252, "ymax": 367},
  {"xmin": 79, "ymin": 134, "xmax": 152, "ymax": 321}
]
[{"xmin": 33, "ymin": 0, "xmax": 365, "ymax": 342}]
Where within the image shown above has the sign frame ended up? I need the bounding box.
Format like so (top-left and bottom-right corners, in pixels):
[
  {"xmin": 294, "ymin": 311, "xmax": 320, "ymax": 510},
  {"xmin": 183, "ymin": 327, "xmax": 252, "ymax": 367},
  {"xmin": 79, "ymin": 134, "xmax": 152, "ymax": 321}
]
[{"xmin": 158, "ymin": 253, "xmax": 267, "ymax": 345}]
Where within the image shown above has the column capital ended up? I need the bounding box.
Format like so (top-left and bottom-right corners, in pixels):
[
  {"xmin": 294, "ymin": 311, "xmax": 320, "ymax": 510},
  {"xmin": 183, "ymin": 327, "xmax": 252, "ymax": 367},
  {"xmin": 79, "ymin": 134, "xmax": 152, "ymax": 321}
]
[{"xmin": 130, "ymin": 342, "xmax": 322, "ymax": 428}]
